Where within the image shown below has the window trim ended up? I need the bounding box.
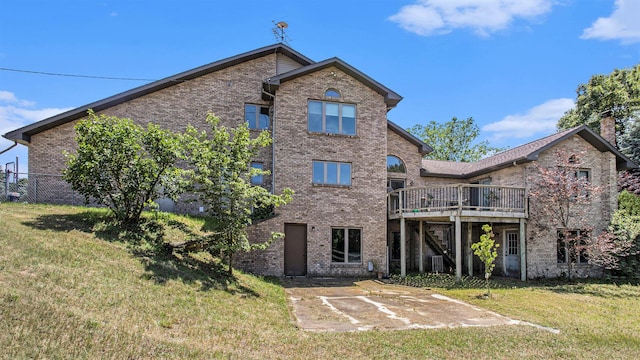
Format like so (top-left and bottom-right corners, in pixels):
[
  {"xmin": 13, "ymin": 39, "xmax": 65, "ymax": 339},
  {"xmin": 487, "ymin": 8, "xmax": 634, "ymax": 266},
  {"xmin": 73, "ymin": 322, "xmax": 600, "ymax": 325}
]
[
  {"xmin": 331, "ymin": 227, "xmax": 362, "ymax": 264},
  {"xmin": 312, "ymin": 160, "xmax": 352, "ymax": 186},
  {"xmin": 245, "ymin": 104, "xmax": 270, "ymax": 130},
  {"xmin": 307, "ymin": 100, "xmax": 356, "ymax": 135}
]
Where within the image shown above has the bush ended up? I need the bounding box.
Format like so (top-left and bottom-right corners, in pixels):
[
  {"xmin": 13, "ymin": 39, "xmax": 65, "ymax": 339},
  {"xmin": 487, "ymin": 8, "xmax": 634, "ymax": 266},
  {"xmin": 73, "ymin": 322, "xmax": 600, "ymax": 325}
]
[
  {"xmin": 607, "ymin": 209, "xmax": 640, "ymax": 279},
  {"xmin": 64, "ymin": 110, "xmax": 184, "ymax": 226},
  {"xmin": 619, "ymin": 190, "xmax": 640, "ymax": 216}
]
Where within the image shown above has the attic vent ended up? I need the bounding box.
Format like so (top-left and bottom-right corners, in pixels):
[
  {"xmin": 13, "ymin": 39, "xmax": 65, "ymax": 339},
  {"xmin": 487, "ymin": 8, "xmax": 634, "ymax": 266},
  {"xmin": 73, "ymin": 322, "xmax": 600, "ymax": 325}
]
[{"xmin": 276, "ymin": 54, "xmax": 303, "ymax": 75}]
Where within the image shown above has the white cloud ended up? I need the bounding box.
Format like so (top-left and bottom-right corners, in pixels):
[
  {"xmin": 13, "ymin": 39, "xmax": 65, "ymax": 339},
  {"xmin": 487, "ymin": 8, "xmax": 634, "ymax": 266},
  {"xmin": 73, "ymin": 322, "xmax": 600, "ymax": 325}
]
[
  {"xmin": 110, "ymin": 11, "xmax": 118, "ymax": 17},
  {"xmin": 482, "ymin": 98, "xmax": 575, "ymax": 141},
  {"xmin": 389, "ymin": 0, "xmax": 554, "ymax": 37},
  {"xmin": 0, "ymin": 91, "xmax": 72, "ymax": 145},
  {"xmin": 581, "ymin": 0, "xmax": 640, "ymax": 44},
  {"xmin": 0, "ymin": 90, "xmax": 35, "ymax": 107}
]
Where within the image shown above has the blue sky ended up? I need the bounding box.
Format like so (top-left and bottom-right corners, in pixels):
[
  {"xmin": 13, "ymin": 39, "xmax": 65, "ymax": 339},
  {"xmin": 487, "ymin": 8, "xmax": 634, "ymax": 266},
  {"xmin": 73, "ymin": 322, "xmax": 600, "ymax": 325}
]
[{"xmin": 1, "ymin": 0, "xmax": 639, "ymax": 172}]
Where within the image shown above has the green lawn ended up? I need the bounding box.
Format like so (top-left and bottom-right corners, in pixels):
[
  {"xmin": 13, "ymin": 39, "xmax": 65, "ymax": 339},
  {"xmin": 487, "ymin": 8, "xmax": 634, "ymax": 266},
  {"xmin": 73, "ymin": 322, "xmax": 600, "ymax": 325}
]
[{"xmin": 1, "ymin": 203, "xmax": 639, "ymax": 359}]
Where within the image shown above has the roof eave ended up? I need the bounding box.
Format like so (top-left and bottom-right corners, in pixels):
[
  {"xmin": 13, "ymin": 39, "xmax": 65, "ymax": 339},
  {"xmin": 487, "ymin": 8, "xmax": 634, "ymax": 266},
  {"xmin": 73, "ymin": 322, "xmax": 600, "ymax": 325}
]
[
  {"xmin": 4, "ymin": 43, "xmax": 313, "ymax": 144},
  {"xmin": 387, "ymin": 120, "xmax": 432, "ymax": 156},
  {"xmin": 264, "ymin": 57, "xmax": 404, "ymax": 108},
  {"xmin": 528, "ymin": 126, "xmax": 638, "ymax": 171},
  {"xmin": 419, "ymin": 168, "xmax": 466, "ymax": 179}
]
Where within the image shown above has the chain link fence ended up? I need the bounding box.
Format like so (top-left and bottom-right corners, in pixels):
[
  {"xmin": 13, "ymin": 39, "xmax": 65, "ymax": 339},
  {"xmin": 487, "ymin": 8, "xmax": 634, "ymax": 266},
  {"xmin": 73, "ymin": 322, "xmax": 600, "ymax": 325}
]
[
  {"xmin": 1, "ymin": 171, "xmax": 183, "ymax": 213},
  {"xmin": 1, "ymin": 171, "xmax": 88, "ymax": 205}
]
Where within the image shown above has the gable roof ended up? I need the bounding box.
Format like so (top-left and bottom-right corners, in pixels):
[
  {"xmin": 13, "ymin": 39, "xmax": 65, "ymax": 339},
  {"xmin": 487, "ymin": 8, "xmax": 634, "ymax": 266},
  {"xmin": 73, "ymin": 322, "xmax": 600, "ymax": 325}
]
[
  {"xmin": 263, "ymin": 57, "xmax": 403, "ymax": 108},
  {"xmin": 387, "ymin": 120, "xmax": 432, "ymax": 156},
  {"xmin": 421, "ymin": 125, "xmax": 637, "ymax": 178},
  {"xmin": 4, "ymin": 43, "xmax": 314, "ymax": 144}
]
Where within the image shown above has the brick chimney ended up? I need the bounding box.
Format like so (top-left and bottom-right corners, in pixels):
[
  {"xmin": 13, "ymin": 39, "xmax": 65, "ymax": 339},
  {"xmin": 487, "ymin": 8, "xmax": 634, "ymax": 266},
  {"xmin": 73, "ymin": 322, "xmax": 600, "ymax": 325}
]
[{"xmin": 601, "ymin": 114, "xmax": 616, "ymax": 147}]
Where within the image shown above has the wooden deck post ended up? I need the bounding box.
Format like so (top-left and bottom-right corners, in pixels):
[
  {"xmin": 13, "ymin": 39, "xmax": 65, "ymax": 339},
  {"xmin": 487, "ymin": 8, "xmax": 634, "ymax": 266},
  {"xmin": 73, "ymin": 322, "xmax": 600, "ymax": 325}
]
[
  {"xmin": 419, "ymin": 220, "xmax": 424, "ymax": 273},
  {"xmin": 520, "ymin": 218, "xmax": 526, "ymax": 281},
  {"xmin": 400, "ymin": 217, "xmax": 406, "ymax": 278},
  {"xmin": 455, "ymin": 216, "xmax": 462, "ymax": 281}
]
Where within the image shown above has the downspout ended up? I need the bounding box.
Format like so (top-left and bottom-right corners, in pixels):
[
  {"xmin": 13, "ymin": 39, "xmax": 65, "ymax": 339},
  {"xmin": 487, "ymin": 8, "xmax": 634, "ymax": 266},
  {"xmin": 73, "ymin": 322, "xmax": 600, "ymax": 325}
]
[
  {"xmin": 0, "ymin": 141, "xmax": 18, "ymax": 155},
  {"xmin": 262, "ymin": 87, "xmax": 276, "ymax": 194}
]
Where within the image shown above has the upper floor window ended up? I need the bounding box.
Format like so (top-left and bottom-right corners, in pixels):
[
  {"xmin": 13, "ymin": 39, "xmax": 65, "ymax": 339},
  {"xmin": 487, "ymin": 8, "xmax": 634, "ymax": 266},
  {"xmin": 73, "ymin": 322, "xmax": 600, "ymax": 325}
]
[
  {"xmin": 325, "ymin": 88, "xmax": 341, "ymax": 98},
  {"xmin": 245, "ymin": 104, "xmax": 270, "ymax": 130},
  {"xmin": 575, "ymin": 169, "xmax": 590, "ymax": 181},
  {"xmin": 574, "ymin": 169, "xmax": 591, "ymax": 198},
  {"xmin": 313, "ymin": 160, "xmax": 351, "ymax": 186},
  {"xmin": 387, "ymin": 155, "xmax": 406, "ymax": 173},
  {"xmin": 308, "ymin": 100, "xmax": 356, "ymax": 135},
  {"xmin": 250, "ymin": 162, "xmax": 264, "ymax": 185}
]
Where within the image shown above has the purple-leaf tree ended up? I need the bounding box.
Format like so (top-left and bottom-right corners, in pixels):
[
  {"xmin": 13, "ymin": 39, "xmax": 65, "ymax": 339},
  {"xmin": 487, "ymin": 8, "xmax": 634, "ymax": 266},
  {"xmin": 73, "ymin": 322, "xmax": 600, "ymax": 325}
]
[{"xmin": 529, "ymin": 149, "xmax": 603, "ymax": 280}]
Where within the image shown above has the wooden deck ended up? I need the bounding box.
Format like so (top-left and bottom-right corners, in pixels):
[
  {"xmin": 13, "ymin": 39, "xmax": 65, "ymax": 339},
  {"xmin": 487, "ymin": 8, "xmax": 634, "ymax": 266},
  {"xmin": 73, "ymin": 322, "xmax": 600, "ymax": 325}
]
[
  {"xmin": 388, "ymin": 184, "xmax": 528, "ymax": 281},
  {"xmin": 388, "ymin": 184, "xmax": 528, "ymax": 221}
]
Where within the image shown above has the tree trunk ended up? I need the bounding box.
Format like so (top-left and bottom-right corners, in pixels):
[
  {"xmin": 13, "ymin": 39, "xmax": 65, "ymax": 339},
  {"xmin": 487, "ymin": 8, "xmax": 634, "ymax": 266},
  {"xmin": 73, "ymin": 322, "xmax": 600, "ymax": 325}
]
[
  {"xmin": 227, "ymin": 234, "xmax": 233, "ymax": 275},
  {"xmin": 168, "ymin": 239, "xmax": 205, "ymax": 253}
]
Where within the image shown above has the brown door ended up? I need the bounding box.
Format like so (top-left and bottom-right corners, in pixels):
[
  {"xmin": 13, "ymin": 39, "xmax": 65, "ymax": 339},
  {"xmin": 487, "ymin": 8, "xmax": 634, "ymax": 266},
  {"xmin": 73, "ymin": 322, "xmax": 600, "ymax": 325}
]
[{"xmin": 284, "ymin": 223, "xmax": 307, "ymax": 276}]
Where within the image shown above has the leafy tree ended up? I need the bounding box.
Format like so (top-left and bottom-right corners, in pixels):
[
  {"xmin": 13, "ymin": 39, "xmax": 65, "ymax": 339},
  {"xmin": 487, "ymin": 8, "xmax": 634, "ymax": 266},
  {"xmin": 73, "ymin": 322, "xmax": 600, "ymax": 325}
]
[
  {"xmin": 528, "ymin": 150, "xmax": 608, "ymax": 279},
  {"xmin": 605, "ymin": 191, "xmax": 640, "ymax": 278},
  {"xmin": 471, "ymin": 224, "xmax": 499, "ymax": 297},
  {"xmin": 619, "ymin": 190, "xmax": 640, "ymax": 216},
  {"xmin": 182, "ymin": 112, "xmax": 293, "ymax": 275},
  {"xmin": 619, "ymin": 170, "xmax": 640, "ymax": 196},
  {"xmin": 587, "ymin": 210, "xmax": 636, "ymax": 274},
  {"xmin": 408, "ymin": 117, "xmax": 504, "ymax": 162},
  {"xmin": 558, "ymin": 64, "xmax": 640, "ymax": 137},
  {"xmin": 64, "ymin": 110, "xmax": 184, "ymax": 226},
  {"xmin": 618, "ymin": 118, "xmax": 640, "ymax": 195},
  {"xmin": 619, "ymin": 117, "xmax": 640, "ymax": 163}
]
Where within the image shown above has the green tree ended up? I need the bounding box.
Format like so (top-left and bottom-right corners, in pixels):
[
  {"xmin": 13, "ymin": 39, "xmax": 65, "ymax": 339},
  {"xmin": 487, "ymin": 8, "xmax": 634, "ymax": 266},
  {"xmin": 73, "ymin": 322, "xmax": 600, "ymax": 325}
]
[
  {"xmin": 408, "ymin": 117, "xmax": 504, "ymax": 162},
  {"xmin": 619, "ymin": 117, "xmax": 640, "ymax": 163},
  {"xmin": 183, "ymin": 113, "xmax": 293, "ymax": 275},
  {"xmin": 471, "ymin": 224, "xmax": 499, "ymax": 297},
  {"xmin": 558, "ymin": 64, "xmax": 640, "ymax": 137},
  {"xmin": 64, "ymin": 110, "xmax": 184, "ymax": 226}
]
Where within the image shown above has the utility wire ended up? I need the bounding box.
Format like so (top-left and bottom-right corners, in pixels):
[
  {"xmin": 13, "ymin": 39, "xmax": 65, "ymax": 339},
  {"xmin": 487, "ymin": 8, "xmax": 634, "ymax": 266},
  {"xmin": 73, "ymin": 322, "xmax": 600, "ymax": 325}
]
[{"xmin": 0, "ymin": 67, "xmax": 157, "ymax": 82}]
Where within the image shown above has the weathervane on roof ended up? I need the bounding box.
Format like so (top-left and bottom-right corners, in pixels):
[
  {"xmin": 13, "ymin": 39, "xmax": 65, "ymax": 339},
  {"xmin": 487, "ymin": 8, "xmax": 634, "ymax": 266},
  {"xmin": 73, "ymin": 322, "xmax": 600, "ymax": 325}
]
[{"xmin": 272, "ymin": 21, "xmax": 291, "ymax": 45}]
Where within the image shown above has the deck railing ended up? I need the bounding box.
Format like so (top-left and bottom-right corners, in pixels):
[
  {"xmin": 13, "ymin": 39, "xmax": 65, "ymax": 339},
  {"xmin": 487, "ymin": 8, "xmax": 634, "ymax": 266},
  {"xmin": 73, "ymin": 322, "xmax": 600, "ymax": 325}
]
[{"xmin": 388, "ymin": 184, "xmax": 527, "ymax": 217}]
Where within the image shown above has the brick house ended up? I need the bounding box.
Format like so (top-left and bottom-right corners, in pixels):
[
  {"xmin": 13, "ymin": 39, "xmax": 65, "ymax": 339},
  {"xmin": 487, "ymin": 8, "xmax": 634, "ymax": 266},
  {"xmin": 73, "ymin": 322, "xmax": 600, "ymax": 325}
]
[
  {"xmin": 4, "ymin": 44, "xmax": 636, "ymax": 279},
  {"xmin": 390, "ymin": 120, "xmax": 636, "ymax": 280}
]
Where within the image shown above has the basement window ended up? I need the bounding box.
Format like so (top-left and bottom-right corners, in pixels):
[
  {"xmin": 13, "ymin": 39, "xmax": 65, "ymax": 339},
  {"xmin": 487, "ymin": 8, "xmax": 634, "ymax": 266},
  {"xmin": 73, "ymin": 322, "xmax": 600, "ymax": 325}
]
[{"xmin": 332, "ymin": 228, "xmax": 362, "ymax": 264}]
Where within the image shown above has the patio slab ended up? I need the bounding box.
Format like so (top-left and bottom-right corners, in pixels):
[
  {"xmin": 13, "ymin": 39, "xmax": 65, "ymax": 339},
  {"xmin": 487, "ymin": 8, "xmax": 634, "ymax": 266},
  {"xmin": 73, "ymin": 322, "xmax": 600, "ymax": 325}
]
[{"xmin": 282, "ymin": 278, "xmax": 549, "ymax": 332}]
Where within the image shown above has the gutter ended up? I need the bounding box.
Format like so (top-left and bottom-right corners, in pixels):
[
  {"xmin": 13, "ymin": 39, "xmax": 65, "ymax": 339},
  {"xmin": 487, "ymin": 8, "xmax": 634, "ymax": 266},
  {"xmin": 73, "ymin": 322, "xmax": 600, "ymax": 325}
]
[{"xmin": 0, "ymin": 141, "xmax": 18, "ymax": 155}]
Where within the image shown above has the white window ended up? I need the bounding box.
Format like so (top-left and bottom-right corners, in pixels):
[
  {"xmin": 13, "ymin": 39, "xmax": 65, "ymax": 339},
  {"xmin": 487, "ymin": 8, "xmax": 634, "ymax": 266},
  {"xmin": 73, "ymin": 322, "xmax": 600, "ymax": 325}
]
[
  {"xmin": 308, "ymin": 100, "xmax": 356, "ymax": 135},
  {"xmin": 312, "ymin": 161, "xmax": 351, "ymax": 186},
  {"xmin": 245, "ymin": 104, "xmax": 270, "ymax": 129},
  {"xmin": 332, "ymin": 228, "xmax": 362, "ymax": 263}
]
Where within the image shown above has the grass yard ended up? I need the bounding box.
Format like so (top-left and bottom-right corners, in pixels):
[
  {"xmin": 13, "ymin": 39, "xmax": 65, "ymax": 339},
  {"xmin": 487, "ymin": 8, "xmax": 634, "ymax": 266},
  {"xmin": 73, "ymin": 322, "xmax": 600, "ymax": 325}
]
[{"xmin": 1, "ymin": 203, "xmax": 639, "ymax": 359}]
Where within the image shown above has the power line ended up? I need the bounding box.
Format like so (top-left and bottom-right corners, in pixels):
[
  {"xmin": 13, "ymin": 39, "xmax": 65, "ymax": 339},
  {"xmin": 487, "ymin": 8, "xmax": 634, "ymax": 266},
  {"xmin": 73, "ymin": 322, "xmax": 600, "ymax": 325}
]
[{"xmin": 0, "ymin": 67, "xmax": 157, "ymax": 82}]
